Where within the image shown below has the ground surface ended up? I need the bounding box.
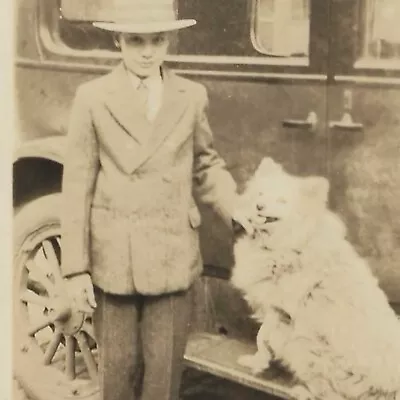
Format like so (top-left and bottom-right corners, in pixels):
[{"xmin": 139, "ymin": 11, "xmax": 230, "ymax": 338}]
[{"xmin": 13, "ymin": 370, "xmax": 280, "ymax": 400}]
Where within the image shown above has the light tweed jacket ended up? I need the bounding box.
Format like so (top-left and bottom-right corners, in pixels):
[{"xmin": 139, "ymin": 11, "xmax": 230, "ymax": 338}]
[{"xmin": 61, "ymin": 63, "xmax": 236, "ymax": 295}]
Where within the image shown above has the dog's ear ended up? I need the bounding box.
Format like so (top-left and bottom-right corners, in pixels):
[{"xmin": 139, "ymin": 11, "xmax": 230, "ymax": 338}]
[
  {"xmin": 302, "ymin": 176, "xmax": 330, "ymax": 204},
  {"xmin": 257, "ymin": 158, "xmax": 283, "ymax": 176},
  {"xmin": 232, "ymin": 219, "xmax": 247, "ymax": 238}
]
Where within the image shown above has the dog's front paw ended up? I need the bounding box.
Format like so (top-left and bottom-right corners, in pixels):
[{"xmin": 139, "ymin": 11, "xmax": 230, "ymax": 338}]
[{"xmin": 237, "ymin": 353, "xmax": 270, "ymax": 375}]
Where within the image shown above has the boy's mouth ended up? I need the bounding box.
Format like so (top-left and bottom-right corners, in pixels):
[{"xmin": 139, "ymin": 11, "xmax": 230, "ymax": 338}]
[{"xmin": 139, "ymin": 61, "xmax": 154, "ymax": 68}]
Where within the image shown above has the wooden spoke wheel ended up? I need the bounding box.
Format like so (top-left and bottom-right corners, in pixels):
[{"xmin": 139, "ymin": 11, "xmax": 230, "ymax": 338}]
[{"xmin": 13, "ymin": 194, "xmax": 100, "ymax": 400}]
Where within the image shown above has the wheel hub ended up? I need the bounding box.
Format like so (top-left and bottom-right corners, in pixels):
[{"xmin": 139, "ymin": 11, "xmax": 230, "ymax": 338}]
[{"xmin": 52, "ymin": 299, "xmax": 85, "ymax": 336}]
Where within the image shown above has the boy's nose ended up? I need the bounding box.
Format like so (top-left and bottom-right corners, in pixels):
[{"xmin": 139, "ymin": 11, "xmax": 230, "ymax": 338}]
[{"xmin": 142, "ymin": 44, "xmax": 155, "ymax": 57}]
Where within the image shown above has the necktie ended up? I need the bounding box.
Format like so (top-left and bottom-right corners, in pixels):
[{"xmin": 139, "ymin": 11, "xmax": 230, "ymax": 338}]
[{"xmin": 137, "ymin": 80, "xmax": 149, "ymax": 118}]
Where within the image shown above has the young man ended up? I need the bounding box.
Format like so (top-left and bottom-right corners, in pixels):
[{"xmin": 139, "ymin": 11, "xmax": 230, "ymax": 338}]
[{"xmin": 61, "ymin": 1, "xmax": 238, "ymax": 399}]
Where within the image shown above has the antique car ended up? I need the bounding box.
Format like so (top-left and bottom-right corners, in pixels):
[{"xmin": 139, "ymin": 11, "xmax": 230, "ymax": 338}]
[{"xmin": 13, "ymin": 0, "xmax": 400, "ymax": 398}]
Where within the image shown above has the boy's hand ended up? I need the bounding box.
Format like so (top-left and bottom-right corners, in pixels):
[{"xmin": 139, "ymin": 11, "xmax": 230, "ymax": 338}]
[{"xmin": 64, "ymin": 273, "xmax": 97, "ymax": 313}]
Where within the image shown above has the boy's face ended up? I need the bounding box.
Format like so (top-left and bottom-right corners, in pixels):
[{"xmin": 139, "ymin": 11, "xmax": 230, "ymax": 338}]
[{"xmin": 119, "ymin": 32, "xmax": 170, "ymax": 78}]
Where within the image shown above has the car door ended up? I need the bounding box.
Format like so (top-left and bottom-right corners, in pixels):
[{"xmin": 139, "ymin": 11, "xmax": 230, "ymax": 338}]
[
  {"xmin": 170, "ymin": 0, "xmax": 332, "ymax": 340},
  {"xmin": 327, "ymin": 0, "xmax": 400, "ymax": 307},
  {"xmin": 172, "ymin": 0, "xmax": 332, "ymax": 273}
]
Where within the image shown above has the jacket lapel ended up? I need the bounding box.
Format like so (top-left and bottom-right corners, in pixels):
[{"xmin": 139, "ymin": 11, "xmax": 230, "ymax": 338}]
[
  {"xmin": 102, "ymin": 64, "xmax": 189, "ymax": 173},
  {"xmin": 103, "ymin": 63, "xmax": 151, "ymax": 145}
]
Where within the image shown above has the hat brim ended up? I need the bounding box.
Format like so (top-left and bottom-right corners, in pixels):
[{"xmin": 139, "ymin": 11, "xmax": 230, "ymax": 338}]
[{"xmin": 93, "ymin": 19, "xmax": 196, "ymax": 33}]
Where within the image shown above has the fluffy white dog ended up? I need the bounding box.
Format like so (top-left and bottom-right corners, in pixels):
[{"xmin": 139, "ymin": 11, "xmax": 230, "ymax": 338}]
[{"xmin": 231, "ymin": 158, "xmax": 400, "ymax": 400}]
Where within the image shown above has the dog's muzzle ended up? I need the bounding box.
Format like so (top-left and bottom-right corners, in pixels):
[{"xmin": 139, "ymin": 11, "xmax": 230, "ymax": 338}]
[
  {"xmin": 252, "ymin": 215, "xmax": 280, "ymax": 225},
  {"xmin": 264, "ymin": 216, "xmax": 279, "ymax": 223}
]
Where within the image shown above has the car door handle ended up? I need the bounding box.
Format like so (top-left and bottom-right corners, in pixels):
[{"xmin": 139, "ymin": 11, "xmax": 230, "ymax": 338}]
[
  {"xmin": 329, "ymin": 90, "xmax": 363, "ymax": 132},
  {"xmin": 329, "ymin": 112, "xmax": 363, "ymax": 132},
  {"xmin": 282, "ymin": 111, "xmax": 318, "ymax": 132}
]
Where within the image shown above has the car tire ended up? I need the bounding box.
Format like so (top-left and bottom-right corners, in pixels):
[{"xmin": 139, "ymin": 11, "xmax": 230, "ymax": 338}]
[{"xmin": 13, "ymin": 194, "xmax": 99, "ymax": 400}]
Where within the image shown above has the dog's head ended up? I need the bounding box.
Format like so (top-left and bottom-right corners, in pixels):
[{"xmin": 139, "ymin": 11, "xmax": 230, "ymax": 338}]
[{"xmin": 234, "ymin": 158, "xmax": 330, "ymax": 250}]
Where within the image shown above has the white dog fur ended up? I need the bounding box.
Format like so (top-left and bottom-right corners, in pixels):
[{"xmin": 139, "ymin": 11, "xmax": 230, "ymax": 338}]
[{"xmin": 231, "ymin": 158, "xmax": 400, "ymax": 400}]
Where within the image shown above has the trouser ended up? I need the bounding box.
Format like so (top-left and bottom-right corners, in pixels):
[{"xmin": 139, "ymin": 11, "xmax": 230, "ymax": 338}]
[{"xmin": 93, "ymin": 285, "xmax": 194, "ymax": 400}]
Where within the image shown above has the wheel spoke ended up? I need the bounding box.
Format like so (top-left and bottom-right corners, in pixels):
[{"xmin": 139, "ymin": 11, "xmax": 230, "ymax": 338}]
[
  {"xmin": 28, "ymin": 315, "xmax": 57, "ymax": 336},
  {"xmin": 65, "ymin": 335, "xmax": 76, "ymax": 380},
  {"xmin": 26, "ymin": 260, "xmax": 55, "ymax": 296},
  {"xmin": 42, "ymin": 239, "xmax": 64, "ymax": 289},
  {"xmin": 76, "ymin": 332, "xmax": 98, "ymax": 382},
  {"xmin": 43, "ymin": 330, "xmax": 62, "ymax": 365},
  {"xmin": 81, "ymin": 321, "xmax": 95, "ymax": 340},
  {"xmin": 20, "ymin": 290, "xmax": 50, "ymax": 307},
  {"xmin": 26, "ymin": 279, "xmax": 47, "ymax": 296}
]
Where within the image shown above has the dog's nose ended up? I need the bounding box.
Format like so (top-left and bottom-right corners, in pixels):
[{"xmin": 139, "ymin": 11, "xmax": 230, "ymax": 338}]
[{"xmin": 256, "ymin": 203, "xmax": 264, "ymax": 211}]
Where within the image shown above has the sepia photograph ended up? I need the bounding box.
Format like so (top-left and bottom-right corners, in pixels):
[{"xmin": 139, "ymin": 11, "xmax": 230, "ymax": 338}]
[{"xmin": 11, "ymin": 0, "xmax": 400, "ymax": 399}]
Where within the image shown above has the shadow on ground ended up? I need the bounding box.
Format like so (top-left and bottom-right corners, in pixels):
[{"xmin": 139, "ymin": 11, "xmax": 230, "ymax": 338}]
[{"xmin": 181, "ymin": 369, "xmax": 281, "ymax": 400}]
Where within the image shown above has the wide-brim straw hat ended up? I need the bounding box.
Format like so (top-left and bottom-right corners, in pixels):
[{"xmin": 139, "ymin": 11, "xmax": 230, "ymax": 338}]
[{"xmin": 93, "ymin": 0, "xmax": 196, "ymax": 33}]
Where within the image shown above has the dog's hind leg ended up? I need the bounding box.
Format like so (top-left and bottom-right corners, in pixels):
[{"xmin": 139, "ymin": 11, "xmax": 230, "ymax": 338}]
[{"xmin": 303, "ymin": 376, "xmax": 346, "ymax": 400}]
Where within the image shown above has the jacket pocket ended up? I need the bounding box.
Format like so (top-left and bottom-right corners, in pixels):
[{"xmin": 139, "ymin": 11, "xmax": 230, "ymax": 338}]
[
  {"xmin": 90, "ymin": 207, "xmax": 131, "ymax": 274},
  {"xmin": 188, "ymin": 206, "xmax": 202, "ymax": 229}
]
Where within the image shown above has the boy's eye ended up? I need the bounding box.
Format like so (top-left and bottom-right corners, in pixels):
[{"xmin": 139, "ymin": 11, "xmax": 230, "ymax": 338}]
[
  {"xmin": 152, "ymin": 35, "xmax": 167, "ymax": 46},
  {"xmin": 126, "ymin": 36, "xmax": 144, "ymax": 46}
]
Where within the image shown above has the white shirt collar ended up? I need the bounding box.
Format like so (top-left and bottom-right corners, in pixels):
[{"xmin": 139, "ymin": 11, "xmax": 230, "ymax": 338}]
[{"xmin": 128, "ymin": 70, "xmax": 163, "ymax": 91}]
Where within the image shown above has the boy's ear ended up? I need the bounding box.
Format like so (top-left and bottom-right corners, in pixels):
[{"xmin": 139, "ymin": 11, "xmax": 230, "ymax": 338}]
[{"xmin": 113, "ymin": 33, "xmax": 121, "ymax": 49}]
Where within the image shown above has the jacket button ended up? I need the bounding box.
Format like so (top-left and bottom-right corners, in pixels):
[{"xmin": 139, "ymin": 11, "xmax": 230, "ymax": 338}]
[{"xmin": 131, "ymin": 173, "xmax": 140, "ymax": 181}]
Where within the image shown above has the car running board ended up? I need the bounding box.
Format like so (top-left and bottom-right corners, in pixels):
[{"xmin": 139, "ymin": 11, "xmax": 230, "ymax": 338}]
[{"xmin": 184, "ymin": 332, "xmax": 298, "ymax": 400}]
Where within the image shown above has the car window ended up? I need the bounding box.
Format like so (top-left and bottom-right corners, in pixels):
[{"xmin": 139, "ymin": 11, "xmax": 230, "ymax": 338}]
[
  {"xmin": 58, "ymin": 19, "xmax": 116, "ymax": 52},
  {"xmin": 359, "ymin": 0, "xmax": 400, "ymax": 64},
  {"xmin": 58, "ymin": 0, "xmax": 258, "ymax": 57},
  {"xmin": 55, "ymin": 0, "xmax": 313, "ymax": 63},
  {"xmin": 252, "ymin": 0, "xmax": 310, "ymax": 57}
]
